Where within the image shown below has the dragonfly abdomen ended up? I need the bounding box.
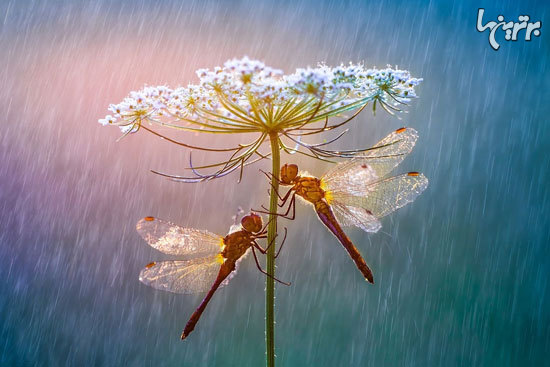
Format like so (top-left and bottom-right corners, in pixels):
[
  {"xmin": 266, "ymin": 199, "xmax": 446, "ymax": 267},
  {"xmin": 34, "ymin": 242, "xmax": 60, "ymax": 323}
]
[
  {"xmin": 314, "ymin": 201, "xmax": 375, "ymax": 284},
  {"xmin": 181, "ymin": 263, "xmax": 234, "ymax": 340}
]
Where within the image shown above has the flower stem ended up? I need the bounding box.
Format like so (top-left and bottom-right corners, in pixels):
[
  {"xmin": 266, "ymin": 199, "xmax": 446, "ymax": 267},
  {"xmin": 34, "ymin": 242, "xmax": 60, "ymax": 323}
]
[{"xmin": 266, "ymin": 132, "xmax": 280, "ymax": 367}]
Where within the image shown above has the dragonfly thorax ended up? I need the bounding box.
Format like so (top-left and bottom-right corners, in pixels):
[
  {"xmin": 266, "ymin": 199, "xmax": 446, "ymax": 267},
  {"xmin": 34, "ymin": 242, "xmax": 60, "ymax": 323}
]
[
  {"xmin": 222, "ymin": 230, "xmax": 254, "ymax": 262},
  {"xmin": 293, "ymin": 176, "xmax": 325, "ymax": 204}
]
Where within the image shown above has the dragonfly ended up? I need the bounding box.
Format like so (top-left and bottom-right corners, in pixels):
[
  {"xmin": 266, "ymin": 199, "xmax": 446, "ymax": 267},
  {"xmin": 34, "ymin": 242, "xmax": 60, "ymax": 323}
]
[
  {"xmin": 260, "ymin": 127, "xmax": 428, "ymax": 284},
  {"xmin": 136, "ymin": 213, "xmax": 288, "ymax": 340}
]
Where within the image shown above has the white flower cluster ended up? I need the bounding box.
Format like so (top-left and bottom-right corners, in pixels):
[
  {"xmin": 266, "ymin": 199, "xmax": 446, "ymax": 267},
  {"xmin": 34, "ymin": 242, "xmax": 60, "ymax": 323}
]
[
  {"xmin": 98, "ymin": 85, "xmax": 172, "ymax": 134},
  {"xmin": 99, "ymin": 57, "xmax": 421, "ymax": 133}
]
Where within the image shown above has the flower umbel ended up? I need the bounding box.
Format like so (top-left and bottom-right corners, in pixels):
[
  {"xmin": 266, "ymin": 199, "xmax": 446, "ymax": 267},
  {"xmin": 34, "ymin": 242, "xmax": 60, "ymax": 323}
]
[{"xmin": 99, "ymin": 57, "xmax": 421, "ymax": 180}]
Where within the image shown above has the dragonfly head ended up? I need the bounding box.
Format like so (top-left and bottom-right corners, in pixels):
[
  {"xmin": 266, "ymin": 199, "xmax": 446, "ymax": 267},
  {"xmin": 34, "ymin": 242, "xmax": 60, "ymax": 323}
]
[
  {"xmin": 280, "ymin": 164, "xmax": 298, "ymax": 185},
  {"xmin": 241, "ymin": 213, "xmax": 263, "ymax": 233}
]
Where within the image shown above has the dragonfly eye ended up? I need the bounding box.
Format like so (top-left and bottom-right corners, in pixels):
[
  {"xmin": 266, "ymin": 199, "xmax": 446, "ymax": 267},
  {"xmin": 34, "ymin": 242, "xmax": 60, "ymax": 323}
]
[
  {"xmin": 280, "ymin": 164, "xmax": 298, "ymax": 184},
  {"xmin": 241, "ymin": 213, "xmax": 263, "ymax": 233}
]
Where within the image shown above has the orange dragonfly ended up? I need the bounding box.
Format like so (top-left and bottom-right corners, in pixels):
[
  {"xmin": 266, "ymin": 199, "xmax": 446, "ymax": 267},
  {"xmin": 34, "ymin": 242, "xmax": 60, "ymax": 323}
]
[
  {"xmin": 263, "ymin": 127, "xmax": 428, "ymax": 284},
  {"xmin": 136, "ymin": 213, "xmax": 288, "ymax": 340}
]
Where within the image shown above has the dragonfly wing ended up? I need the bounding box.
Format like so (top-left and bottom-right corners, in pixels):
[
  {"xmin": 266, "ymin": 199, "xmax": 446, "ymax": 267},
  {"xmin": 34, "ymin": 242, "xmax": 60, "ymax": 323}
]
[
  {"xmin": 362, "ymin": 127, "xmax": 418, "ymax": 159},
  {"xmin": 321, "ymin": 127, "xmax": 418, "ymax": 190},
  {"xmin": 332, "ymin": 172, "xmax": 428, "ymax": 219},
  {"xmin": 139, "ymin": 255, "xmax": 226, "ymax": 294},
  {"xmin": 331, "ymin": 201, "xmax": 382, "ymax": 233},
  {"xmin": 136, "ymin": 217, "xmax": 223, "ymax": 256},
  {"xmin": 322, "ymin": 160, "xmax": 384, "ymax": 198}
]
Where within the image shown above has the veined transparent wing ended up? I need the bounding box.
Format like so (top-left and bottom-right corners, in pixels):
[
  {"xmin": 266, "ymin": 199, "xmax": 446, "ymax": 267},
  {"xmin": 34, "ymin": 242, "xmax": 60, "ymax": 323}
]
[
  {"xmin": 331, "ymin": 201, "xmax": 382, "ymax": 233},
  {"xmin": 139, "ymin": 255, "xmax": 225, "ymax": 294},
  {"xmin": 136, "ymin": 217, "xmax": 223, "ymax": 256},
  {"xmin": 321, "ymin": 128, "xmax": 418, "ymax": 192},
  {"xmin": 331, "ymin": 172, "xmax": 428, "ymax": 220},
  {"xmin": 361, "ymin": 127, "xmax": 418, "ymax": 159}
]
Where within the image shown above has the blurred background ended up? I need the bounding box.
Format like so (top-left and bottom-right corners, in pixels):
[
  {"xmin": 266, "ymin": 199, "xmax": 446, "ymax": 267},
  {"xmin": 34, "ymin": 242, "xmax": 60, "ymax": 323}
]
[{"xmin": 0, "ymin": 0, "xmax": 548, "ymax": 365}]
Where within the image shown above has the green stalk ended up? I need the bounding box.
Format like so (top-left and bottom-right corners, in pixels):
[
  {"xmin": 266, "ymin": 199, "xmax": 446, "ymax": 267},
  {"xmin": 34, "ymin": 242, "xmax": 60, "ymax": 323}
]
[{"xmin": 266, "ymin": 132, "xmax": 280, "ymax": 367}]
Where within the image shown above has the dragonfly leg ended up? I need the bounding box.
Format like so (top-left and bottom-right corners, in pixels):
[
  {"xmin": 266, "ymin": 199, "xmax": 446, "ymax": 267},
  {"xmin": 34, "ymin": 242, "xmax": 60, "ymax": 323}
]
[
  {"xmin": 267, "ymin": 184, "xmax": 291, "ymax": 206},
  {"xmin": 274, "ymin": 227, "xmax": 288, "ymax": 259},
  {"xmin": 256, "ymin": 229, "xmax": 277, "ymax": 253},
  {"xmin": 277, "ymin": 186, "xmax": 294, "ymax": 207},
  {"xmin": 254, "ymin": 244, "xmax": 266, "ymax": 254},
  {"xmin": 260, "ymin": 169, "xmax": 292, "ymax": 205},
  {"xmin": 251, "ymin": 246, "xmax": 291, "ymax": 286},
  {"xmin": 257, "ymin": 214, "xmax": 277, "ymax": 235},
  {"xmin": 253, "ymin": 239, "xmax": 269, "ymax": 254},
  {"xmin": 271, "ymin": 193, "xmax": 296, "ymax": 221},
  {"xmin": 259, "ymin": 168, "xmax": 281, "ymax": 184},
  {"xmin": 252, "ymin": 205, "xmax": 284, "ymax": 219},
  {"xmin": 280, "ymin": 194, "xmax": 296, "ymax": 221},
  {"xmin": 255, "ymin": 226, "xmax": 287, "ymax": 258},
  {"xmin": 253, "ymin": 233, "xmax": 279, "ymax": 253},
  {"xmin": 254, "ymin": 206, "xmax": 286, "ymax": 218},
  {"xmin": 258, "ymin": 204, "xmax": 271, "ymax": 213},
  {"xmin": 252, "ymin": 185, "xmax": 293, "ymax": 218},
  {"xmin": 253, "ymin": 192, "xmax": 296, "ymax": 219}
]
